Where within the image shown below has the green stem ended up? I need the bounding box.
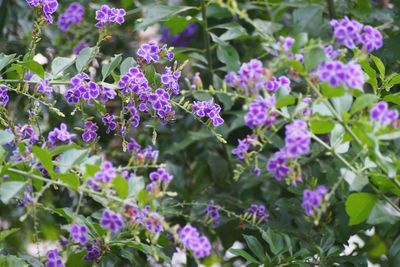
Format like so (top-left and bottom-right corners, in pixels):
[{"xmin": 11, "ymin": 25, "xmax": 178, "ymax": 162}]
[{"xmin": 201, "ymin": 0, "xmax": 213, "ymax": 77}]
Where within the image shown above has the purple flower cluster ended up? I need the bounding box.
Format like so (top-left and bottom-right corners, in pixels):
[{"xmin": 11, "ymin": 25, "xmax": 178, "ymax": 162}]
[
  {"xmin": 95, "ymin": 4, "xmax": 126, "ymax": 28},
  {"xmin": 244, "ymin": 96, "xmax": 276, "ymax": 128},
  {"xmin": 161, "ymin": 67, "xmax": 181, "ymax": 95},
  {"xmin": 148, "ymin": 88, "xmax": 174, "ymax": 122},
  {"xmin": 82, "ymin": 121, "xmax": 98, "ymax": 143},
  {"xmin": 84, "ymin": 243, "xmax": 102, "ymax": 261},
  {"xmin": 284, "ymin": 120, "xmax": 311, "ymax": 158},
  {"xmin": 265, "ymin": 75, "xmax": 291, "ymax": 93},
  {"xmin": 231, "ymin": 135, "xmax": 258, "ymax": 161},
  {"xmin": 274, "ymin": 36, "xmax": 304, "ymax": 62},
  {"xmin": 70, "ymin": 224, "xmax": 89, "ymax": 245},
  {"xmin": 317, "ymin": 60, "xmax": 365, "ymax": 90},
  {"xmin": 100, "ymin": 209, "xmax": 125, "ymax": 233},
  {"xmin": 246, "ymin": 204, "xmax": 269, "ymax": 222},
  {"xmin": 160, "ymin": 23, "xmax": 198, "ymax": 47},
  {"xmin": 87, "ymin": 161, "xmax": 116, "ymax": 190},
  {"xmin": 178, "ymin": 224, "xmax": 212, "ymax": 258},
  {"xmin": 47, "ymin": 123, "xmax": 76, "ymax": 148},
  {"xmin": 324, "ymin": 45, "xmax": 341, "ymax": 60},
  {"xmin": 102, "ymin": 113, "xmax": 117, "ymax": 133},
  {"xmin": 74, "ymin": 40, "xmax": 89, "ymax": 54},
  {"xmin": 58, "ymin": 2, "xmax": 84, "ymax": 31},
  {"xmin": 0, "ymin": 85, "xmax": 9, "ymax": 105},
  {"xmin": 142, "ymin": 207, "xmax": 164, "ymax": 234},
  {"xmin": 370, "ymin": 101, "xmax": 399, "ymax": 126},
  {"xmin": 16, "ymin": 125, "xmax": 39, "ymax": 144},
  {"xmin": 37, "ymin": 79, "xmax": 53, "ymax": 95},
  {"xmin": 266, "ymin": 151, "xmax": 290, "ymax": 181},
  {"xmin": 18, "ymin": 185, "xmax": 33, "ymax": 207},
  {"xmin": 137, "ymin": 41, "xmax": 160, "ymax": 63},
  {"xmin": 205, "ymin": 200, "xmax": 220, "ymax": 227},
  {"xmin": 146, "ymin": 167, "xmax": 173, "ymax": 193},
  {"xmin": 26, "ymin": 0, "xmax": 58, "ymax": 23},
  {"xmin": 126, "ymin": 101, "xmax": 140, "ymax": 127},
  {"xmin": 330, "ymin": 17, "xmax": 383, "ymax": 52},
  {"xmin": 45, "ymin": 249, "xmax": 64, "ymax": 267},
  {"xmin": 118, "ymin": 67, "xmax": 149, "ymax": 96},
  {"xmin": 124, "ymin": 203, "xmax": 143, "ymax": 225},
  {"xmin": 192, "ymin": 100, "xmax": 224, "ymax": 127},
  {"xmin": 301, "ymin": 185, "xmax": 327, "ymax": 215},
  {"xmin": 127, "ymin": 138, "xmax": 159, "ymax": 163}
]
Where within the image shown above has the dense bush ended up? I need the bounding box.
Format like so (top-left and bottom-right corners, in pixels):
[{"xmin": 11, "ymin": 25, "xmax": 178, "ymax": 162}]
[{"xmin": 1, "ymin": 0, "xmax": 400, "ymax": 266}]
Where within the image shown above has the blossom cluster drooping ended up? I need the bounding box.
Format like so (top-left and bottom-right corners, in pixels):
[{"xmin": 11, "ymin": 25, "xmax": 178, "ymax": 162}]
[
  {"xmin": 370, "ymin": 101, "xmax": 399, "ymax": 126},
  {"xmin": 26, "ymin": 0, "xmax": 58, "ymax": 23},
  {"xmin": 244, "ymin": 96, "xmax": 276, "ymax": 128},
  {"xmin": 47, "ymin": 123, "xmax": 76, "ymax": 148},
  {"xmin": 58, "ymin": 2, "xmax": 84, "ymax": 31},
  {"xmin": 84, "ymin": 243, "xmax": 102, "ymax": 261},
  {"xmin": 87, "ymin": 161, "xmax": 116, "ymax": 190},
  {"xmin": 95, "ymin": 4, "xmax": 126, "ymax": 28},
  {"xmin": 231, "ymin": 135, "xmax": 258, "ymax": 161},
  {"xmin": 100, "ymin": 209, "xmax": 125, "ymax": 233},
  {"xmin": 161, "ymin": 23, "xmax": 198, "ymax": 47},
  {"xmin": 192, "ymin": 100, "xmax": 224, "ymax": 127},
  {"xmin": 301, "ymin": 185, "xmax": 327, "ymax": 215},
  {"xmin": 246, "ymin": 204, "xmax": 269, "ymax": 223},
  {"xmin": 205, "ymin": 200, "xmax": 221, "ymax": 227},
  {"xmin": 0, "ymin": 85, "xmax": 9, "ymax": 106},
  {"xmin": 45, "ymin": 249, "xmax": 64, "ymax": 267},
  {"xmin": 178, "ymin": 224, "xmax": 212, "ymax": 258},
  {"xmin": 146, "ymin": 167, "xmax": 173, "ymax": 193},
  {"xmin": 317, "ymin": 60, "xmax": 365, "ymax": 90},
  {"xmin": 330, "ymin": 17, "xmax": 383, "ymax": 52},
  {"xmin": 137, "ymin": 41, "xmax": 161, "ymax": 63}
]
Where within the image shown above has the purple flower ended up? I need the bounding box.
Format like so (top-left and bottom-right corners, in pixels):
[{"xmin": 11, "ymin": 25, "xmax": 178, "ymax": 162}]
[
  {"xmin": 16, "ymin": 124, "xmax": 39, "ymax": 144},
  {"xmin": 58, "ymin": 2, "xmax": 84, "ymax": 31},
  {"xmin": 147, "ymin": 168, "xmax": 173, "ymax": 193},
  {"xmin": 247, "ymin": 204, "xmax": 269, "ymax": 222},
  {"xmin": 74, "ymin": 41, "xmax": 89, "ymax": 54},
  {"xmin": 361, "ymin": 26, "xmax": 383, "ymax": 52},
  {"xmin": 284, "ymin": 120, "xmax": 311, "ymax": 158},
  {"xmin": 224, "ymin": 71, "xmax": 240, "ymax": 87},
  {"xmin": 161, "ymin": 67, "xmax": 181, "ymax": 95},
  {"xmin": 317, "ymin": 60, "xmax": 347, "ymax": 87},
  {"xmin": 18, "ymin": 185, "xmax": 33, "ymax": 207},
  {"xmin": 278, "ymin": 36, "xmax": 295, "ymax": 52},
  {"xmin": 87, "ymin": 161, "xmax": 116, "ymax": 190},
  {"xmin": 244, "ymin": 96, "xmax": 276, "ymax": 128},
  {"xmin": 100, "ymin": 209, "xmax": 125, "ymax": 233},
  {"xmin": 65, "ymin": 73, "xmax": 101, "ymax": 104},
  {"xmin": 27, "ymin": 0, "xmax": 58, "ymax": 24},
  {"xmin": 70, "ymin": 224, "xmax": 89, "ymax": 245},
  {"xmin": 330, "ymin": 17, "xmax": 363, "ymax": 49},
  {"xmin": 82, "ymin": 121, "xmax": 98, "ymax": 143},
  {"xmin": 192, "ymin": 100, "xmax": 224, "ymax": 127},
  {"xmin": 45, "ymin": 248, "xmax": 64, "ymax": 267},
  {"xmin": 301, "ymin": 185, "xmax": 327, "ymax": 215},
  {"xmin": 0, "ymin": 85, "xmax": 9, "ymax": 106},
  {"xmin": 47, "ymin": 123, "xmax": 76, "ymax": 147},
  {"xmin": 149, "ymin": 88, "xmax": 173, "ymax": 120},
  {"xmin": 99, "ymin": 85, "xmax": 116, "ymax": 103},
  {"xmin": 102, "ymin": 113, "xmax": 117, "ymax": 133},
  {"xmin": 160, "ymin": 23, "xmax": 197, "ymax": 47},
  {"xmin": 178, "ymin": 224, "xmax": 211, "ymax": 258},
  {"xmin": 118, "ymin": 67, "xmax": 149, "ymax": 95},
  {"xmin": 165, "ymin": 52, "xmax": 174, "ymax": 61},
  {"xmin": 370, "ymin": 101, "xmax": 399, "ymax": 126},
  {"xmin": 126, "ymin": 101, "xmax": 140, "ymax": 127},
  {"xmin": 237, "ymin": 59, "xmax": 265, "ymax": 95},
  {"xmin": 324, "ymin": 45, "xmax": 340, "ymax": 60},
  {"xmin": 84, "ymin": 243, "xmax": 102, "ymax": 261},
  {"xmin": 232, "ymin": 138, "xmax": 250, "ymax": 161},
  {"xmin": 267, "ymin": 150, "xmax": 290, "ymax": 180},
  {"xmin": 127, "ymin": 138, "xmax": 141, "ymax": 153},
  {"xmin": 37, "ymin": 79, "xmax": 53, "ymax": 95},
  {"xmin": 137, "ymin": 41, "xmax": 160, "ymax": 63},
  {"xmin": 95, "ymin": 4, "xmax": 126, "ymax": 28},
  {"xmin": 205, "ymin": 200, "xmax": 220, "ymax": 227},
  {"xmin": 345, "ymin": 61, "xmax": 365, "ymax": 89},
  {"xmin": 142, "ymin": 207, "xmax": 164, "ymax": 234},
  {"xmin": 124, "ymin": 204, "xmax": 143, "ymax": 225}
]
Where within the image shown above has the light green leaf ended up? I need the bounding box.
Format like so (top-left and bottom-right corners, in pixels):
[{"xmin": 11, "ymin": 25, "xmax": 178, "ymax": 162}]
[
  {"xmin": 340, "ymin": 168, "xmax": 368, "ymax": 191},
  {"xmin": 350, "ymin": 94, "xmax": 377, "ymax": 114},
  {"xmin": 22, "ymin": 60, "xmax": 44, "ymax": 79},
  {"xmin": 113, "ymin": 176, "xmax": 129, "ymax": 198},
  {"xmin": 0, "ymin": 53, "xmax": 16, "ymax": 73},
  {"xmin": 31, "ymin": 146, "xmax": 54, "ymax": 175},
  {"xmin": 304, "ymin": 45, "xmax": 326, "ymax": 71},
  {"xmin": 367, "ymin": 200, "xmax": 400, "ymax": 224},
  {"xmin": 0, "ymin": 255, "xmax": 29, "ymax": 267},
  {"xmin": 58, "ymin": 173, "xmax": 80, "ymax": 191},
  {"xmin": 360, "ymin": 58, "xmax": 378, "ymax": 90},
  {"xmin": 102, "ymin": 54, "xmax": 122, "ymax": 81},
  {"xmin": 310, "ymin": 120, "xmax": 335, "ymax": 134},
  {"xmin": 0, "ymin": 130, "xmax": 14, "ymax": 145},
  {"xmin": 345, "ymin": 192, "xmax": 378, "ymax": 225},
  {"xmin": 51, "ymin": 57, "xmax": 75, "ymax": 77},
  {"xmin": 58, "ymin": 149, "xmax": 89, "ymax": 173},
  {"xmin": 76, "ymin": 47, "xmax": 94, "ymax": 73},
  {"xmin": 0, "ymin": 228, "xmax": 19, "ymax": 241},
  {"xmin": 120, "ymin": 57, "xmax": 136, "ymax": 75},
  {"xmin": 0, "ymin": 181, "xmax": 27, "ymax": 204},
  {"xmin": 370, "ymin": 54, "xmax": 385, "ymax": 80}
]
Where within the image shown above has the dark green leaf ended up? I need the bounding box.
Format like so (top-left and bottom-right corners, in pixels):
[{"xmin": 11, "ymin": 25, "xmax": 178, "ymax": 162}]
[
  {"xmin": 228, "ymin": 248, "xmax": 260, "ymax": 264},
  {"xmin": 243, "ymin": 234, "xmax": 266, "ymax": 262},
  {"xmin": 216, "ymin": 44, "xmax": 240, "ymax": 71},
  {"xmin": 304, "ymin": 45, "xmax": 326, "ymax": 71},
  {"xmin": 31, "ymin": 146, "xmax": 54, "ymax": 175}
]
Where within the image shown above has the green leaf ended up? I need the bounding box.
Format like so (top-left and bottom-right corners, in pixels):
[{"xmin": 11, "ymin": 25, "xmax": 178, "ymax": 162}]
[
  {"xmin": 310, "ymin": 120, "xmax": 335, "ymax": 134},
  {"xmin": 127, "ymin": 177, "xmax": 145, "ymax": 198},
  {"xmin": 0, "ymin": 255, "xmax": 29, "ymax": 267},
  {"xmin": 377, "ymin": 129, "xmax": 400, "ymax": 140},
  {"xmin": 0, "ymin": 130, "xmax": 14, "ymax": 145},
  {"xmin": 243, "ymin": 234, "xmax": 266, "ymax": 262},
  {"xmin": 293, "ymin": 5, "xmax": 323, "ymax": 36},
  {"xmin": 345, "ymin": 193, "xmax": 378, "ymax": 225},
  {"xmin": 321, "ymin": 83, "xmax": 345, "ymax": 98},
  {"xmin": 76, "ymin": 47, "xmax": 94, "ymax": 73},
  {"xmin": 360, "ymin": 58, "xmax": 378, "ymax": 90},
  {"xmin": 262, "ymin": 229, "xmax": 285, "ymax": 255},
  {"xmin": 0, "ymin": 228, "xmax": 19, "ymax": 241},
  {"xmin": 340, "ymin": 168, "xmax": 368, "ymax": 192},
  {"xmin": 386, "ymin": 73, "xmax": 400, "ymax": 89},
  {"xmin": 31, "ymin": 146, "xmax": 54, "ymax": 175},
  {"xmin": 164, "ymin": 16, "xmax": 192, "ymax": 34},
  {"xmin": 58, "ymin": 149, "xmax": 89, "ymax": 173},
  {"xmin": 304, "ymin": 45, "xmax": 326, "ymax": 71},
  {"xmin": 0, "ymin": 181, "xmax": 27, "ymax": 204},
  {"xmin": 22, "ymin": 60, "xmax": 44, "ymax": 79},
  {"xmin": 193, "ymin": 91, "xmax": 212, "ymax": 101},
  {"xmin": 211, "ymin": 22, "xmax": 248, "ymax": 42},
  {"xmin": 51, "ymin": 57, "xmax": 75, "ymax": 77},
  {"xmin": 113, "ymin": 176, "xmax": 129, "ymax": 198},
  {"xmin": 371, "ymin": 175, "xmax": 400, "ymax": 196},
  {"xmin": 216, "ymin": 92, "xmax": 233, "ymax": 110},
  {"xmin": 102, "ymin": 54, "xmax": 122, "ymax": 81},
  {"xmin": 350, "ymin": 94, "xmax": 377, "ymax": 114},
  {"xmin": 216, "ymin": 44, "xmax": 240, "ymax": 71},
  {"xmin": 276, "ymin": 95, "xmax": 295, "ymax": 108},
  {"xmin": 384, "ymin": 92, "xmax": 400, "ymax": 105},
  {"xmin": 135, "ymin": 5, "xmax": 196, "ymax": 30},
  {"xmin": 120, "ymin": 57, "xmax": 136, "ymax": 75},
  {"xmin": 58, "ymin": 173, "xmax": 80, "ymax": 191},
  {"xmin": 367, "ymin": 200, "xmax": 400, "ymax": 224},
  {"xmin": 228, "ymin": 248, "xmax": 260, "ymax": 264},
  {"xmin": 370, "ymin": 54, "xmax": 385, "ymax": 80},
  {"xmin": 0, "ymin": 53, "xmax": 16, "ymax": 73}
]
